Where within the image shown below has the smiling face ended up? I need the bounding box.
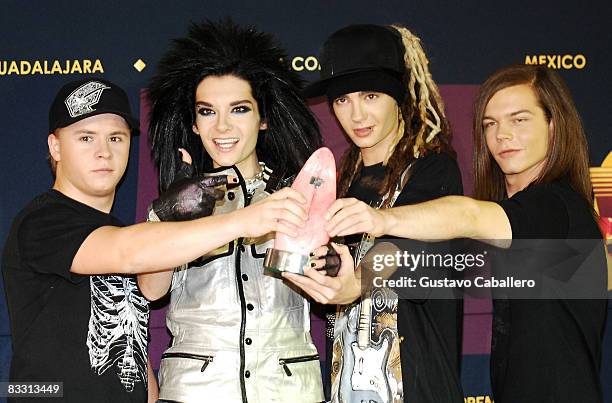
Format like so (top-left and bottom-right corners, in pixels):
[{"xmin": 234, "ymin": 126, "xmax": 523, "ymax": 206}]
[
  {"xmin": 192, "ymin": 75, "xmax": 266, "ymax": 177},
  {"xmin": 483, "ymin": 84, "xmax": 552, "ymax": 194},
  {"xmin": 48, "ymin": 113, "xmax": 131, "ymax": 210},
  {"xmin": 332, "ymin": 91, "xmax": 400, "ymax": 166}
]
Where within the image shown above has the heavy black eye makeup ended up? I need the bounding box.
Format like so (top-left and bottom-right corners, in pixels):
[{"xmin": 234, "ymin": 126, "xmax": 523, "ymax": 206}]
[
  {"xmin": 196, "ymin": 107, "xmax": 214, "ymax": 116},
  {"xmin": 195, "ymin": 101, "xmax": 253, "ymax": 116},
  {"xmin": 232, "ymin": 105, "xmax": 252, "ymax": 113}
]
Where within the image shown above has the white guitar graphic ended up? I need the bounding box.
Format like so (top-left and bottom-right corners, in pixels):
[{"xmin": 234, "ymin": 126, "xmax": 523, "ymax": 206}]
[
  {"xmin": 334, "ymin": 169, "xmax": 412, "ymax": 403},
  {"xmin": 349, "ymin": 297, "xmax": 394, "ymax": 403},
  {"xmin": 337, "ymin": 232, "xmax": 395, "ymax": 403}
]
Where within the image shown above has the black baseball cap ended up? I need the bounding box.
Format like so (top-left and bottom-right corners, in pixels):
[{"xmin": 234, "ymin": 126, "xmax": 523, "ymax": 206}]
[
  {"xmin": 303, "ymin": 24, "xmax": 406, "ymax": 103},
  {"xmin": 48, "ymin": 77, "xmax": 139, "ymax": 133}
]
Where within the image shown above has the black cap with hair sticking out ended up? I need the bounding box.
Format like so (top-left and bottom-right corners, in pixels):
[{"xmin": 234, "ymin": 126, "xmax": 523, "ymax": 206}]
[{"xmin": 303, "ymin": 24, "xmax": 406, "ymax": 103}]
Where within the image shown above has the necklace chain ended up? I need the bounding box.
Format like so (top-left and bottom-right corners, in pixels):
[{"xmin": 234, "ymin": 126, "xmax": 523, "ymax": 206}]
[{"xmin": 244, "ymin": 162, "xmax": 265, "ymax": 186}]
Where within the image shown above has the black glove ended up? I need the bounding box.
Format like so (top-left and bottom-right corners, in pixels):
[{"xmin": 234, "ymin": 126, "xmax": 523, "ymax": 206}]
[
  {"xmin": 316, "ymin": 243, "xmax": 341, "ymax": 277},
  {"xmin": 152, "ymin": 168, "xmax": 228, "ymax": 221},
  {"xmin": 173, "ymin": 160, "xmax": 195, "ymax": 182}
]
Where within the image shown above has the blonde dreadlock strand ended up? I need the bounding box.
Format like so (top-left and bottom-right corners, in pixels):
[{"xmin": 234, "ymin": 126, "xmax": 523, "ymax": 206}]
[{"xmin": 391, "ymin": 25, "xmax": 445, "ymax": 158}]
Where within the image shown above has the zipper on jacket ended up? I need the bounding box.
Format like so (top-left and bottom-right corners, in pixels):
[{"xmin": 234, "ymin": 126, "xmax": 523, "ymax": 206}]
[
  {"xmin": 278, "ymin": 354, "xmax": 320, "ymax": 376},
  {"xmin": 161, "ymin": 352, "xmax": 214, "ymax": 372}
]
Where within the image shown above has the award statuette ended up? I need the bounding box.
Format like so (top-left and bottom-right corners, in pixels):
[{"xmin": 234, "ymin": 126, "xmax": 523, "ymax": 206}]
[{"xmin": 264, "ymin": 147, "xmax": 336, "ymax": 275}]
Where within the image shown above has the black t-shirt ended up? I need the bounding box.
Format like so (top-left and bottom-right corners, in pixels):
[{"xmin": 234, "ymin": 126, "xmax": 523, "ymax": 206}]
[
  {"xmin": 2, "ymin": 190, "xmax": 149, "ymax": 403},
  {"xmin": 346, "ymin": 152, "xmax": 465, "ymax": 402},
  {"xmin": 492, "ymin": 179, "xmax": 608, "ymax": 403}
]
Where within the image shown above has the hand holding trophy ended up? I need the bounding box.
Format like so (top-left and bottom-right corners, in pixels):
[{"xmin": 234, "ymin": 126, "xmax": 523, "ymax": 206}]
[{"xmin": 264, "ymin": 147, "xmax": 337, "ymax": 275}]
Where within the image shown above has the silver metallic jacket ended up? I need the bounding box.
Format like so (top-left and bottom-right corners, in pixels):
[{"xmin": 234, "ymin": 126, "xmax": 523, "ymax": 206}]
[{"xmin": 153, "ymin": 165, "xmax": 324, "ymax": 403}]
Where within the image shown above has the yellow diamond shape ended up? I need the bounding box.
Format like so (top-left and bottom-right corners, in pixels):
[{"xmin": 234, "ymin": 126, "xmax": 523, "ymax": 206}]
[{"xmin": 133, "ymin": 59, "xmax": 146, "ymax": 72}]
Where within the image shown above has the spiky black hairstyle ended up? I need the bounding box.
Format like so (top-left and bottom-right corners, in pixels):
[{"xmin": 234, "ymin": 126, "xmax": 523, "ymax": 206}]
[{"xmin": 148, "ymin": 19, "xmax": 322, "ymax": 192}]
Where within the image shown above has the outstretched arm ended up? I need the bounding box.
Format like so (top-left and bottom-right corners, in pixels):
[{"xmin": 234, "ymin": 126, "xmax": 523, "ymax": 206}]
[
  {"xmin": 325, "ymin": 196, "xmax": 512, "ymax": 245},
  {"xmin": 72, "ymin": 186, "xmax": 308, "ymax": 276}
]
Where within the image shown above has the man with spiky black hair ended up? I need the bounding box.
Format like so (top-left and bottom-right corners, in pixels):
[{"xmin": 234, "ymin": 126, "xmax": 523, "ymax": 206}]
[
  {"xmin": 138, "ymin": 19, "xmax": 325, "ymax": 402},
  {"xmin": 146, "ymin": 18, "xmax": 321, "ymax": 192}
]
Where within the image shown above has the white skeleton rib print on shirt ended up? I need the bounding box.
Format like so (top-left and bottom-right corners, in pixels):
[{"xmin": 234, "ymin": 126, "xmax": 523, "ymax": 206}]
[{"xmin": 86, "ymin": 275, "xmax": 149, "ymax": 392}]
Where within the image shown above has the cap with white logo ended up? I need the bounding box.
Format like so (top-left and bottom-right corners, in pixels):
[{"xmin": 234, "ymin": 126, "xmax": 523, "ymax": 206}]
[{"xmin": 48, "ymin": 77, "xmax": 139, "ymax": 133}]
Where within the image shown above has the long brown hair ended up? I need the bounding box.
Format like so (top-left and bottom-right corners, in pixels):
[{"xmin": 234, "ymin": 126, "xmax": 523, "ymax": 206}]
[
  {"xmin": 336, "ymin": 25, "xmax": 455, "ymax": 198},
  {"xmin": 473, "ymin": 65, "xmax": 593, "ymax": 205}
]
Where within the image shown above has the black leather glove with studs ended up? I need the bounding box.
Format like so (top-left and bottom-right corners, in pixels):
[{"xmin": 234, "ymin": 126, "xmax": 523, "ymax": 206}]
[{"xmin": 152, "ymin": 163, "xmax": 229, "ymax": 222}]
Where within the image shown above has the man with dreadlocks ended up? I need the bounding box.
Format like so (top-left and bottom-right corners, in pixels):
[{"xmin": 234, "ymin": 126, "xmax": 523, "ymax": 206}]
[
  {"xmin": 287, "ymin": 24, "xmax": 465, "ymax": 402},
  {"xmin": 136, "ymin": 20, "xmax": 325, "ymax": 402}
]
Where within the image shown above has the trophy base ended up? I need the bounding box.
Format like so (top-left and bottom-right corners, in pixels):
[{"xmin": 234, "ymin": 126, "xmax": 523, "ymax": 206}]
[{"xmin": 264, "ymin": 248, "xmax": 309, "ymax": 275}]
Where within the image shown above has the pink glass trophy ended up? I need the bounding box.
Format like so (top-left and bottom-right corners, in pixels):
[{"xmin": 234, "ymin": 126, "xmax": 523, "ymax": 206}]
[{"xmin": 264, "ymin": 147, "xmax": 336, "ymax": 275}]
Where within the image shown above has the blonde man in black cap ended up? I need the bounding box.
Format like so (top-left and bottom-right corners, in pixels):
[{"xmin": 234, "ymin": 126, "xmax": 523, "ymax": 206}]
[
  {"xmin": 1, "ymin": 78, "xmax": 308, "ymax": 402},
  {"xmin": 287, "ymin": 24, "xmax": 464, "ymax": 402}
]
